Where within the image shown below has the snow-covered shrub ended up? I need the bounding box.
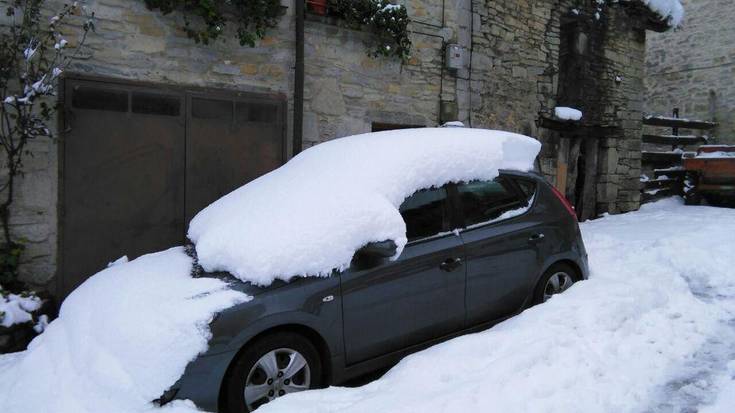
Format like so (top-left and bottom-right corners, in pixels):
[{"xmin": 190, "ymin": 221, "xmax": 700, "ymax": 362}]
[
  {"xmin": 327, "ymin": 0, "xmax": 411, "ymax": 60},
  {"xmin": 0, "ymin": 286, "xmax": 42, "ymax": 329},
  {"xmin": 0, "ymin": 1, "xmax": 94, "ymax": 292}
]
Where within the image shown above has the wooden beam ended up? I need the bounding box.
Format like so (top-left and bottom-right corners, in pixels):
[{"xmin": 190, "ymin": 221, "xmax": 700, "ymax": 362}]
[
  {"xmin": 643, "ymin": 115, "xmax": 717, "ymax": 130},
  {"xmin": 642, "ymin": 134, "xmax": 709, "ymax": 146},
  {"xmin": 538, "ymin": 115, "xmax": 620, "ymax": 136}
]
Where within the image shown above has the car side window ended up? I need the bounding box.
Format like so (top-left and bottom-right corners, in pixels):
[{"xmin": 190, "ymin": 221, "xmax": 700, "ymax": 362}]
[
  {"xmin": 457, "ymin": 178, "xmax": 526, "ymax": 227},
  {"xmin": 512, "ymin": 177, "xmax": 537, "ymax": 205},
  {"xmin": 399, "ymin": 187, "xmax": 450, "ymax": 242}
]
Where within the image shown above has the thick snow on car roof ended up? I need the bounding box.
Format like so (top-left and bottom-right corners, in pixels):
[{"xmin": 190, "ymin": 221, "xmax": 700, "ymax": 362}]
[{"xmin": 188, "ymin": 128, "xmax": 541, "ymax": 286}]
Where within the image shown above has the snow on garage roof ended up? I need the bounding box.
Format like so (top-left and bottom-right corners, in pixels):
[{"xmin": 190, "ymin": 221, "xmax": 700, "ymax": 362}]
[{"xmin": 188, "ymin": 128, "xmax": 541, "ymax": 286}]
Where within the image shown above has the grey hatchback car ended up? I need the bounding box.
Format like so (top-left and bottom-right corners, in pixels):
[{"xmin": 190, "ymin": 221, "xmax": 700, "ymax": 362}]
[{"xmin": 163, "ymin": 170, "xmax": 588, "ymax": 412}]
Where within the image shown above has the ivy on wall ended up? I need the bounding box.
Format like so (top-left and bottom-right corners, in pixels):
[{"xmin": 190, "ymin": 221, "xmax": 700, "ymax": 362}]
[
  {"xmin": 144, "ymin": 0, "xmax": 284, "ymax": 46},
  {"xmin": 327, "ymin": 0, "xmax": 412, "ymax": 60},
  {"xmin": 145, "ymin": 0, "xmax": 412, "ymax": 60}
]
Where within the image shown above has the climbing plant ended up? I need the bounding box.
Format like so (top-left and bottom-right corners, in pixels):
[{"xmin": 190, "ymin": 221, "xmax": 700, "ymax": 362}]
[
  {"xmin": 327, "ymin": 0, "xmax": 411, "ymax": 60},
  {"xmin": 0, "ymin": 1, "xmax": 94, "ymax": 290},
  {"xmin": 144, "ymin": 0, "xmax": 284, "ymax": 46}
]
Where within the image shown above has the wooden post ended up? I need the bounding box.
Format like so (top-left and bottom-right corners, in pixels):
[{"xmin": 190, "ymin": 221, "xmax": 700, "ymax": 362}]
[
  {"xmin": 579, "ymin": 137, "xmax": 599, "ymax": 221},
  {"xmin": 556, "ymin": 136, "xmax": 570, "ymax": 196}
]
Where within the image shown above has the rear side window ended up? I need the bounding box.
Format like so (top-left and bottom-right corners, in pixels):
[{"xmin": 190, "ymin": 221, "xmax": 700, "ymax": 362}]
[
  {"xmin": 457, "ymin": 178, "xmax": 526, "ymax": 227},
  {"xmin": 513, "ymin": 178, "xmax": 537, "ymax": 204},
  {"xmin": 399, "ymin": 187, "xmax": 450, "ymax": 242}
]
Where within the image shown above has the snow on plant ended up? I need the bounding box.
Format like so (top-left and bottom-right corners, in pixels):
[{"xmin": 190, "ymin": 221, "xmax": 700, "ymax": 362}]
[
  {"xmin": 327, "ymin": 0, "xmax": 411, "ymax": 60},
  {"xmin": 0, "ymin": 1, "xmax": 94, "ymax": 291},
  {"xmin": 0, "ymin": 285, "xmax": 42, "ymax": 328}
]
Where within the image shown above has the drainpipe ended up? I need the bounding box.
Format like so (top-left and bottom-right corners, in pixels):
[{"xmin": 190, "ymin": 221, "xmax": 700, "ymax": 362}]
[{"xmin": 293, "ymin": 0, "xmax": 305, "ymax": 157}]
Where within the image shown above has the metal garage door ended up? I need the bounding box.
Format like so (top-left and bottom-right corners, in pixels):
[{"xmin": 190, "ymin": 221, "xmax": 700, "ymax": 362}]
[{"xmin": 60, "ymin": 77, "xmax": 286, "ymax": 297}]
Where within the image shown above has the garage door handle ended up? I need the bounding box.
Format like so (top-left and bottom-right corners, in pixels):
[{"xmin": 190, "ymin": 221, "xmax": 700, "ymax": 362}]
[
  {"xmin": 529, "ymin": 233, "xmax": 545, "ymax": 243},
  {"xmin": 440, "ymin": 257, "xmax": 463, "ymax": 272}
]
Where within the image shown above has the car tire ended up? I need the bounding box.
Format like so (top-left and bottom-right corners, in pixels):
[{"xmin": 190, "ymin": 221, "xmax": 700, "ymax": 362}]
[
  {"xmin": 223, "ymin": 331, "xmax": 323, "ymax": 413},
  {"xmin": 532, "ymin": 263, "xmax": 578, "ymax": 305}
]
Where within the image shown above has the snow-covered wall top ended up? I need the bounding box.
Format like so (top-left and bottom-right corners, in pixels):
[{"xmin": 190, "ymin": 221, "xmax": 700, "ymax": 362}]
[
  {"xmin": 633, "ymin": 0, "xmax": 685, "ymax": 27},
  {"xmin": 188, "ymin": 128, "xmax": 541, "ymax": 286}
]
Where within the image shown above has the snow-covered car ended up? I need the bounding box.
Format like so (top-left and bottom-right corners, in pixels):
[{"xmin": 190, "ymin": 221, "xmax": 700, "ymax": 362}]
[
  {"xmin": 164, "ymin": 129, "xmax": 589, "ymax": 412},
  {"xmin": 0, "ymin": 128, "xmax": 589, "ymax": 413}
]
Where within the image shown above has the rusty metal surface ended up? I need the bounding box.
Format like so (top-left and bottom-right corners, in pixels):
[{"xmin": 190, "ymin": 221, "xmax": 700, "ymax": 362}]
[
  {"xmin": 59, "ymin": 77, "xmax": 286, "ymax": 298},
  {"xmin": 683, "ymin": 158, "xmax": 735, "ymax": 178}
]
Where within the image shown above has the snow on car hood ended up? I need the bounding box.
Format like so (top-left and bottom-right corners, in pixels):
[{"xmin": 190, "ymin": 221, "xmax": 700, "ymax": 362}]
[
  {"xmin": 0, "ymin": 247, "xmax": 249, "ymax": 413},
  {"xmin": 188, "ymin": 128, "xmax": 541, "ymax": 286}
]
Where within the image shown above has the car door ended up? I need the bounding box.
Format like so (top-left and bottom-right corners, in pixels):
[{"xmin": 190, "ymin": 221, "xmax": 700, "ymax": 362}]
[
  {"xmin": 455, "ymin": 175, "xmax": 544, "ymax": 326},
  {"xmin": 340, "ymin": 186, "xmax": 465, "ymax": 365}
]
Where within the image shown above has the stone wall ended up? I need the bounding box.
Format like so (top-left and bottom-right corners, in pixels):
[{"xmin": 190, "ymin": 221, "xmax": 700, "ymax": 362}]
[
  {"xmin": 645, "ymin": 0, "xmax": 735, "ymax": 144},
  {"xmin": 0, "ymin": 0, "xmax": 652, "ymax": 292},
  {"xmin": 469, "ymin": 1, "xmax": 645, "ymax": 215}
]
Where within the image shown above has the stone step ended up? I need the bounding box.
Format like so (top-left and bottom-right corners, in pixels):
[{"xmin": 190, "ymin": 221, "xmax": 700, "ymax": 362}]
[
  {"xmin": 643, "ymin": 115, "xmax": 717, "ymax": 130},
  {"xmin": 642, "ymin": 134, "xmax": 709, "ymax": 146}
]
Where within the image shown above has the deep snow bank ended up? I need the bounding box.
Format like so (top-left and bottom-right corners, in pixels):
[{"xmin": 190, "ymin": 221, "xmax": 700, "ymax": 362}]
[
  {"xmin": 189, "ymin": 128, "xmax": 540, "ymax": 286},
  {"xmin": 258, "ymin": 198, "xmax": 735, "ymax": 413},
  {"xmin": 0, "ymin": 248, "xmax": 249, "ymax": 413}
]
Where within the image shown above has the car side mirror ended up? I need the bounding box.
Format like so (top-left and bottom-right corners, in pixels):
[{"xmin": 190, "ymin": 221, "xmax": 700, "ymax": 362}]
[{"xmin": 357, "ymin": 240, "xmax": 398, "ymax": 258}]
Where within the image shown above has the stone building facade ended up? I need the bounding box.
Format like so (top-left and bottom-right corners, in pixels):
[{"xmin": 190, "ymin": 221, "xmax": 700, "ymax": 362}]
[
  {"xmin": 1, "ymin": 0, "xmax": 671, "ymax": 295},
  {"xmin": 645, "ymin": 0, "xmax": 734, "ymax": 144}
]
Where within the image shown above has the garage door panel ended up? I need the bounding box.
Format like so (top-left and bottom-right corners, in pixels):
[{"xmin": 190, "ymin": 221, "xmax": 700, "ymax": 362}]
[
  {"xmin": 61, "ymin": 78, "xmax": 285, "ymax": 298},
  {"xmin": 185, "ymin": 96, "xmax": 285, "ymax": 223},
  {"xmin": 62, "ymin": 80, "xmax": 186, "ymax": 297}
]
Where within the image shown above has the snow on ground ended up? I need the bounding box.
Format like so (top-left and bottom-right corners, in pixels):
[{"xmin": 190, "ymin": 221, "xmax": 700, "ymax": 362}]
[
  {"xmin": 554, "ymin": 106, "xmax": 583, "ymax": 121},
  {"xmin": 0, "ymin": 247, "xmax": 249, "ymax": 413},
  {"xmin": 189, "ymin": 128, "xmax": 540, "ymax": 286},
  {"xmin": 260, "ymin": 198, "xmax": 735, "ymax": 413}
]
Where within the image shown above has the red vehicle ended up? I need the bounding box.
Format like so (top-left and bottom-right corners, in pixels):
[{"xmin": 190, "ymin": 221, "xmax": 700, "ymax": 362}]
[{"xmin": 683, "ymin": 145, "xmax": 735, "ymax": 206}]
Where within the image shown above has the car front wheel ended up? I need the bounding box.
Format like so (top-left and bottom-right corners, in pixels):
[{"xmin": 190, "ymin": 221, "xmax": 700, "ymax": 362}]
[{"xmin": 224, "ymin": 332, "xmax": 322, "ymax": 412}]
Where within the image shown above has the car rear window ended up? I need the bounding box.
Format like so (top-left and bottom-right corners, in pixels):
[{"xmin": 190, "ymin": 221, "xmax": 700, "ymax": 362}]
[
  {"xmin": 456, "ymin": 178, "xmax": 527, "ymax": 227},
  {"xmin": 399, "ymin": 187, "xmax": 450, "ymax": 242}
]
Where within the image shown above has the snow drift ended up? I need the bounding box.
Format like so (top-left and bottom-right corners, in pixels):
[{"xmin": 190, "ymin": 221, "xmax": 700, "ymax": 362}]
[
  {"xmin": 0, "ymin": 248, "xmax": 249, "ymax": 413},
  {"xmin": 258, "ymin": 198, "xmax": 735, "ymax": 413},
  {"xmin": 189, "ymin": 128, "xmax": 541, "ymax": 286}
]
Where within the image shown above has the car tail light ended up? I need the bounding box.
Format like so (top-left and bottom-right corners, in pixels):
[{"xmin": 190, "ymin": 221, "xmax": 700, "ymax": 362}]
[{"xmin": 550, "ymin": 185, "xmax": 578, "ymax": 222}]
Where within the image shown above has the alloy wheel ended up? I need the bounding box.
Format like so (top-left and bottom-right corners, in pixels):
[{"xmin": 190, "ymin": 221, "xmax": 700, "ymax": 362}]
[
  {"xmin": 244, "ymin": 348, "xmax": 311, "ymax": 411},
  {"xmin": 543, "ymin": 271, "xmax": 574, "ymax": 302}
]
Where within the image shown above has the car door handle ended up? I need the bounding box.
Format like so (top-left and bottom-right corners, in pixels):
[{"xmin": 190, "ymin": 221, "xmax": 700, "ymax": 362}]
[
  {"xmin": 439, "ymin": 257, "xmax": 463, "ymax": 272},
  {"xmin": 529, "ymin": 233, "xmax": 545, "ymax": 243}
]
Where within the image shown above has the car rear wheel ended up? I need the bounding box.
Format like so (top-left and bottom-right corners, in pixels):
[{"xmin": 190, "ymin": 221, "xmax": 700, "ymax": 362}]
[
  {"xmin": 533, "ymin": 263, "xmax": 578, "ymax": 305},
  {"xmin": 223, "ymin": 332, "xmax": 322, "ymax": 412}
]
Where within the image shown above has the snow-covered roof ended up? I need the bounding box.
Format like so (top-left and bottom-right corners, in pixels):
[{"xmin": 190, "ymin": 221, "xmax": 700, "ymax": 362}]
[
  {"xmin": 188, "ymin": 128, "xmax": 541, "ymax": 286},
  {"xmin": 633, "ymin": 0, "xmax": 685, "ymax": 27}
]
